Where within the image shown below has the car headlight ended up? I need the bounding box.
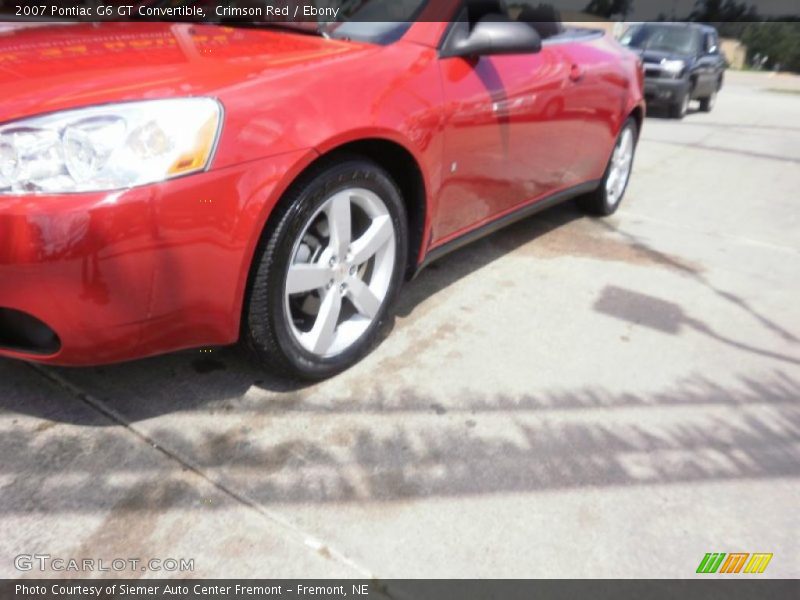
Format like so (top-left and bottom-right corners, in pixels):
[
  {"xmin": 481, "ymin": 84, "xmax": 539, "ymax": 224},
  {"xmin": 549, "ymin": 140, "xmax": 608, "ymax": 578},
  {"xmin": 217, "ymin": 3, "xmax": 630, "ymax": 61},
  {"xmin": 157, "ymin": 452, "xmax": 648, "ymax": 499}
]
[
  {"xmin": 0, "ymin": 98, "xmax": 221, "ymax": 194},
  {"xmin": 660, "ymin": 59, "xmax": 686, "ymax": 78}
]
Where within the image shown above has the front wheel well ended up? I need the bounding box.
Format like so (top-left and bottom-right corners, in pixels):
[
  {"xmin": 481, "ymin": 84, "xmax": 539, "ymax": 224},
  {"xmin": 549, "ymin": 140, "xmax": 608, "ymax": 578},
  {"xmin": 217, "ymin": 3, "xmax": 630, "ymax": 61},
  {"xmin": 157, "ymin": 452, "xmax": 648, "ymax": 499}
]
[
  {"xmin": 317, "ymin": 139, "xmax": 426, "ymax": 279},
  {"xmin": 629, "ymin": 105, "xmax": 644, "ymax": 139},
  {"xmin": 240, "ymin": 138, "xmax": 427, "ymax": 341},
  {"xmin": 689, "ymin": 74, "xmax": 698, "ymax": 94}
]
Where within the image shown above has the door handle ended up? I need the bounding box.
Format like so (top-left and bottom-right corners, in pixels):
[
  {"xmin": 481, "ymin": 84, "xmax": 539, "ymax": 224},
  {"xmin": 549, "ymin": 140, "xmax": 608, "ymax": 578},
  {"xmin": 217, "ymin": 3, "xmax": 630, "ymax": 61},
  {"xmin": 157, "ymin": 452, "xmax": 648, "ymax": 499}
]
[{"xmin": 569, "ymin": 64, "xmax": 585, "ymax": 82}]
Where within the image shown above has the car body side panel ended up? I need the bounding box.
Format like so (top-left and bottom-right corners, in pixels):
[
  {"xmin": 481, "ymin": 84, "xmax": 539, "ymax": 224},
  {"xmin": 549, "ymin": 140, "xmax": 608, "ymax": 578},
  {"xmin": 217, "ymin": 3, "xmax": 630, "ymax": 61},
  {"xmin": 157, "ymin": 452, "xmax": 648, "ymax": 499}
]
[
  {"xmin": 692, "ymin": 53, "xmax": 725, "ymax": 98},
  {"xmin": 434, "ymin": 32, "xmax": 643, "ymax": 246},
  {"xmin": 435, "ymin": 46, "xmax": 576, "ymax": 241},
  {"xmin": 560, "ymin": 33, "xmax": 645, "ymax": 182}
]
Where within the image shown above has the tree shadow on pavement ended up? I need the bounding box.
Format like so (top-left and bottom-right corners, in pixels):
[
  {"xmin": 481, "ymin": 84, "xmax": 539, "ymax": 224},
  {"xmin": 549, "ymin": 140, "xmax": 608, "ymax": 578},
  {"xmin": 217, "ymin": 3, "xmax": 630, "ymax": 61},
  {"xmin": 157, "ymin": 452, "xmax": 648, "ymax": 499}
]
[
  {"xmin": 1, "ymin": 197, "xmax": 799, "ymax": 514},
  {"xmin": 0, "ymin": 369, "xmax": 798, "ymax": 513},
  {"xmin": 594, "ymin": 285, "xmax": 800, "ymax": 366},
  {"xmin": 595, "ymin": 219, "xmax": 799, "ymax": 345}
]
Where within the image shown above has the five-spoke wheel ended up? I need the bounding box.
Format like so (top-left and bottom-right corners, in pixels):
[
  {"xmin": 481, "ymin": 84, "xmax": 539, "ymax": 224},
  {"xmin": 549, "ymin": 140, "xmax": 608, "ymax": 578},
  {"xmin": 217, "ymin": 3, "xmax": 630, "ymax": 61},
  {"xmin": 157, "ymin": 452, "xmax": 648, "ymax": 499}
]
[
  {"xmin": 245, "ymin": 158, "xmax": 407, "ymax": 380},
  {"xmin": 285, "ymin": 188, "xmax": 396, "ymax": 358},
  {"xmin": 605, "ymin": 125, "xmax": 635, "ymax": 209},
  {"xmin": 577, "ymin": 117, "xmax": 639, "ymax": 216}
]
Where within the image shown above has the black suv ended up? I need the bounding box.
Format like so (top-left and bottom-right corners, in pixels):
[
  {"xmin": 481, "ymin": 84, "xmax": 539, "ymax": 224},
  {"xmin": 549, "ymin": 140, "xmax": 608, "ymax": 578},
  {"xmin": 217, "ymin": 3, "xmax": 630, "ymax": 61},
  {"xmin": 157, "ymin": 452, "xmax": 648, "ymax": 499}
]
[{"xmin": 621, "ymin": 23, "xmax": 726, "ymax": 119}]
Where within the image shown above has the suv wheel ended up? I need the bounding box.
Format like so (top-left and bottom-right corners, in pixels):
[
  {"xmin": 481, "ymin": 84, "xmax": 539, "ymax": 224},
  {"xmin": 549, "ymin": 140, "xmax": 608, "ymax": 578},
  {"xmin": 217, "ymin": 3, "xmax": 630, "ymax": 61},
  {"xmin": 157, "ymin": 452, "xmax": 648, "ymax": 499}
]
[
  {"xmin": 699, "ymin": 88, "xmax": 718, "ymax": 112},
  {"xmin": 669, "ymin": 89, "xmax": 690, "ymax": 119},
  {"xmin": 245, "ymin": 158, "xmax": 408, "ymax": 380}
]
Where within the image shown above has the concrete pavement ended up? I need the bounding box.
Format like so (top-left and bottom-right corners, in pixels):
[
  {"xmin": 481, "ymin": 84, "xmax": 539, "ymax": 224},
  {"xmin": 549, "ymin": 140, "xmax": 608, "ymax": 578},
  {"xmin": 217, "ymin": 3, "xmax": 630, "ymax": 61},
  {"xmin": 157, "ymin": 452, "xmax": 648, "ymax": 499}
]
[{"xmin": 1, "ymin": 70, "xmax": 798, "ymax": 579}]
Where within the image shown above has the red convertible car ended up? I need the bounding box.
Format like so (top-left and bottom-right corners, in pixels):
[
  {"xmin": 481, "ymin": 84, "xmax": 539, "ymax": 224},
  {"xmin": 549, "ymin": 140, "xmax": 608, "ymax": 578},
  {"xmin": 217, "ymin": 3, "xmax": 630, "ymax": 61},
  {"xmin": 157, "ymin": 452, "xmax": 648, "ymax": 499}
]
[{"xmin": 0, "ymin": 0, "xmax": 644, "ymax": 379}]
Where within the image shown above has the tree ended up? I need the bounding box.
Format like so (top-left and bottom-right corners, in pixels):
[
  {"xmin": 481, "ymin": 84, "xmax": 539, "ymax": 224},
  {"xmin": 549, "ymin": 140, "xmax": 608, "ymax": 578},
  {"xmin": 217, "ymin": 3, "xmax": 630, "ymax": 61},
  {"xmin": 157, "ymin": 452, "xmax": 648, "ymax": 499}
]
[
  {"xmin": 689, "ymin": 0, "xmax": 759, "ymax": 22},
  {"xmin": 741, "ymin": 21, "xmax": 800, "ymax": 72},
  {"xmin": 688, "ymin": 0, "xmax": 800, "ymax": 72},
  {"xmin": 584, "ymin": 0, "xmax": 632, "ymax": 19},
  {"xmin": 688, "ymin": 0, "xmax": 759, "ymax": 40}
]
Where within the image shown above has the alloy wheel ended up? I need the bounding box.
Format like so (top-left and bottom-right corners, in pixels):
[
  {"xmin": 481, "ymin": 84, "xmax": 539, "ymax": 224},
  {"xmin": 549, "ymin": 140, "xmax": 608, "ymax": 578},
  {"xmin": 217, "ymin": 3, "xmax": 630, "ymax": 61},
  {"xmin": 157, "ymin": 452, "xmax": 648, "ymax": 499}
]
[
  {"xmin": 605, "ymin": 126, "xmax": 635, "ymax": 207},
  {"xmin": 284, "ymin": 188, "xmax": 396, "ymax": 358}
]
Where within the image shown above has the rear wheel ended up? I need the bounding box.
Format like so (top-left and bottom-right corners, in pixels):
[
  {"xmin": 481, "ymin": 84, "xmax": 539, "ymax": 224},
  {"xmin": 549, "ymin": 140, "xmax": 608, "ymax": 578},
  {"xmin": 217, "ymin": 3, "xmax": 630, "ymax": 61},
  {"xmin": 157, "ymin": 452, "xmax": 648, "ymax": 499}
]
[
  {"xmin": 245, "ymin": 158, "xmax": 408, "ymax": 380},
  {"xmin": 577, "ymin": 117, "xmax": 638, "ymax": 217}
]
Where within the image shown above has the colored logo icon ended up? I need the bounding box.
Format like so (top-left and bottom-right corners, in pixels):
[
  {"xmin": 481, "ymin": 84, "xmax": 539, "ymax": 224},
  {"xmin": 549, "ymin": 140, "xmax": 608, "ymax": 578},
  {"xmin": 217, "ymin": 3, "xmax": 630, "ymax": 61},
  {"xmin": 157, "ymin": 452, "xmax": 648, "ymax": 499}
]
[{"xmin": 697, "ymin": 553, "xmax": 773, "ymax": 574}]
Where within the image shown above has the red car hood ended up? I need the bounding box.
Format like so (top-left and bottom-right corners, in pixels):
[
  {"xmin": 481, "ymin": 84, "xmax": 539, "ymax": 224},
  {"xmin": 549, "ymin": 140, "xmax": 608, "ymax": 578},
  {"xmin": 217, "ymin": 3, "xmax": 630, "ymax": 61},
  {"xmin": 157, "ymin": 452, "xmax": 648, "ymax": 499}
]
[{"xmin": 0, "ymin": 22, "xmax": 371, "ymax": 122}]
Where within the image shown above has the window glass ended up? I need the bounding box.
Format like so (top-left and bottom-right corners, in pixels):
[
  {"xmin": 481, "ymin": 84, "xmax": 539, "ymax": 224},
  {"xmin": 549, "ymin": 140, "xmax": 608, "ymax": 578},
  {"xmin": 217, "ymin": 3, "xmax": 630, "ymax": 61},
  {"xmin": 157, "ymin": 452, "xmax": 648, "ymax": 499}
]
[
  {"xmin": 621, "ymin": 24, "xmax": 701, "ymax": 56},
  {"xmin": 186, "ymin": 0, "xmax": 430, "ymax": 45},
  {"xmin": 325, "ymin": 0, "xmax": 430, "ymax": 44}
]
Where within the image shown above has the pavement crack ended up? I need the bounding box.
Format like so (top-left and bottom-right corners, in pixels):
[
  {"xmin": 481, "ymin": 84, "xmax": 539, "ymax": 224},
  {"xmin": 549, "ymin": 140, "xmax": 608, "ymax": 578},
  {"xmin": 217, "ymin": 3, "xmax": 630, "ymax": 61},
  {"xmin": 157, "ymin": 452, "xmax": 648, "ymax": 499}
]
[
  {"xmin": 26, "ymin": 363, "xmax": 374, "ymax": 578},
  {"xmin": 615, "ymin": 210, "xmax": 800, "ymax": 257},
  {"xmin": 647, "ymin": 137, "xmax": 800, "ymax": 165}
]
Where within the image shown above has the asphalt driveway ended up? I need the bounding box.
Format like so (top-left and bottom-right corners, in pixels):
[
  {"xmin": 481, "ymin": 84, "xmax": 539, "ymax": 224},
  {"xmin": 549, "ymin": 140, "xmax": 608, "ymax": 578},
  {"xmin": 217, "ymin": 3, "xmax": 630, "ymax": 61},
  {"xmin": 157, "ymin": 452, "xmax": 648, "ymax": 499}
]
[{"xmin": 2, "ymin": 70, "xmax": 798, "ymax": 579}]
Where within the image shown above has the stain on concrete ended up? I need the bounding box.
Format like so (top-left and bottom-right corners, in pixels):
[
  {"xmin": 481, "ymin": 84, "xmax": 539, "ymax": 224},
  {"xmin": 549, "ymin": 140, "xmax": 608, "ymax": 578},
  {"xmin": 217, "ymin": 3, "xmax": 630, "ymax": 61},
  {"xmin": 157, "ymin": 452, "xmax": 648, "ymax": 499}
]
[
  {"xmin": 327, "ymin": 429, "xmax": 354, "ymax": 448},
  {"xmin": 515, "ymin": 218, "xmax": 702, "ymax": 274},
  {"xmin": 206, "ymin": 431, "xmax": 250, "ymax": 464},
  {"xmin": 373, "ymin": 321, "xmax": 464, "ymax": 374},
  {"xmin": 69, "ymin": 479, "xmax": 193, "ymax": 577}
]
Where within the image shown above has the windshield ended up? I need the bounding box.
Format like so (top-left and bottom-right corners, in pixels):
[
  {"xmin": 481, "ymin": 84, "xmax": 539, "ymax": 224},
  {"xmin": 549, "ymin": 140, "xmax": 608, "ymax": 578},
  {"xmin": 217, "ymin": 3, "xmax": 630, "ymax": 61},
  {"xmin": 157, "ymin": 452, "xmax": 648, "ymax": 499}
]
[
  {"xmin": 620, "ymin": 25, "xmax": 700, "ymax": 56},
  {"xmin": 324, "ymin": 0, "xmax": 430, "ymax": 44},
  {"xmin": 140, "ymin": 0, "xmax": 430, "ymax": 45}
]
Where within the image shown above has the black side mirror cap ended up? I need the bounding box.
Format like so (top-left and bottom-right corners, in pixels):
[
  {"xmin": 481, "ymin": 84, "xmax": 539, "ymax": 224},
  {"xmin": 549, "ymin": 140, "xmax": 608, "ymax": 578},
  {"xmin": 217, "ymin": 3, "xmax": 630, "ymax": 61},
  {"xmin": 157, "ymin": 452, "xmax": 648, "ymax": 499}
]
[{"xmin": 442, "ymin": 15, "xmax": 543, "ymax": 59}]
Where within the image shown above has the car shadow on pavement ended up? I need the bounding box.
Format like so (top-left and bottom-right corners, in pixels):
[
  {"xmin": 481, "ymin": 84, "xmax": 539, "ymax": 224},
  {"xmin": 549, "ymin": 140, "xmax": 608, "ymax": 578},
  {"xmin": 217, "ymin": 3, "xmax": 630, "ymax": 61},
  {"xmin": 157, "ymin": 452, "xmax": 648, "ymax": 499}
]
[{"xmin": 394, "ymin": 201, "xmax": 586, "ymax": 320}]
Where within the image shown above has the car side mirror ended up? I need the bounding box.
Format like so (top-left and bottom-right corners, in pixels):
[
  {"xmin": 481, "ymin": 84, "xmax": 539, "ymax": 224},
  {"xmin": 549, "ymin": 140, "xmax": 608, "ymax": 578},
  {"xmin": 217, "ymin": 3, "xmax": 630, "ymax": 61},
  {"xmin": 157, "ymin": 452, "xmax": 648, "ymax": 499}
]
[
  {"xmin": 443, "ymin": 15, "xmax": 542, "ymax": 58},
  {"xmin": 708, "ymin": 45, "xmax": 718, "ymax": 55}
]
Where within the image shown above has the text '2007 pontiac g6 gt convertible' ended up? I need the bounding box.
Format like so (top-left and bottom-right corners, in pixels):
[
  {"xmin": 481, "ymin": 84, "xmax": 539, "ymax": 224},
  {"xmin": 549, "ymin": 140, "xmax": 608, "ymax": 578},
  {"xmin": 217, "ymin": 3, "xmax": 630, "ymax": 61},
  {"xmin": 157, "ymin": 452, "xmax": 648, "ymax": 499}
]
[{"xmin": 0, "ymin": 0, "xmax": 644, "ymax": 379}]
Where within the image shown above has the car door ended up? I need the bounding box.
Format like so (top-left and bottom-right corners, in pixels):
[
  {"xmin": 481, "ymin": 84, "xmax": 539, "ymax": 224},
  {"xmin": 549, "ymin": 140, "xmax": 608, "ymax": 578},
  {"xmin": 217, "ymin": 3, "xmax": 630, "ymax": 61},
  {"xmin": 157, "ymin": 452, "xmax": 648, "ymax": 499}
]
[
  {"xmin": 704, "ymin": 30, "xmax": 725, "ymax": 90},
  {"xmin": 558, "ymin": 34, "xmax": 633, "ymax": 184},
  {"xmin": 694, "ymin": 30, "xmax": 719, "ymax": 96},
  {"xmin": 433, "ymin": 15, "xmax": 579, "ymax": 243}
]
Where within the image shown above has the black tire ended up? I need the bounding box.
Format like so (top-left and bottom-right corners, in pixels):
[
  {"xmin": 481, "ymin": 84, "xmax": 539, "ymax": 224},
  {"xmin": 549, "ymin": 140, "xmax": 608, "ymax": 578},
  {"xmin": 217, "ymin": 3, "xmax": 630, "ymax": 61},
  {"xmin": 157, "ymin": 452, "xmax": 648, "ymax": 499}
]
[
  {"xmin": 669, "ymin": 89, "xmax": 690, "ymax": 119},
  {"xmin": 699, "ymin": 87, "xmax": 718, "ymax": 112},
  {"xmin": 244, "ymin": 157, "xmax": 408, "ymax": 380},
  {"xmin": 577, "ymin": 117, "xmax": 639, "ymax": 217}
]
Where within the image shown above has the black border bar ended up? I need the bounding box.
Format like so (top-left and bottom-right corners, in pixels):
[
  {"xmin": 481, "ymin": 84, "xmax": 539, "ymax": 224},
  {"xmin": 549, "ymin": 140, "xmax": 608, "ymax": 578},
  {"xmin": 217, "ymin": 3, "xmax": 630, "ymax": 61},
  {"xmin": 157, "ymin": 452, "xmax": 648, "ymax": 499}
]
[
  {"xmin": 0, "ymin": 0, "xmax": 799, "ymax": 23},
  {"xmin": 2, "ymin": 579, "xmax": 800, "ymax": 600}
]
